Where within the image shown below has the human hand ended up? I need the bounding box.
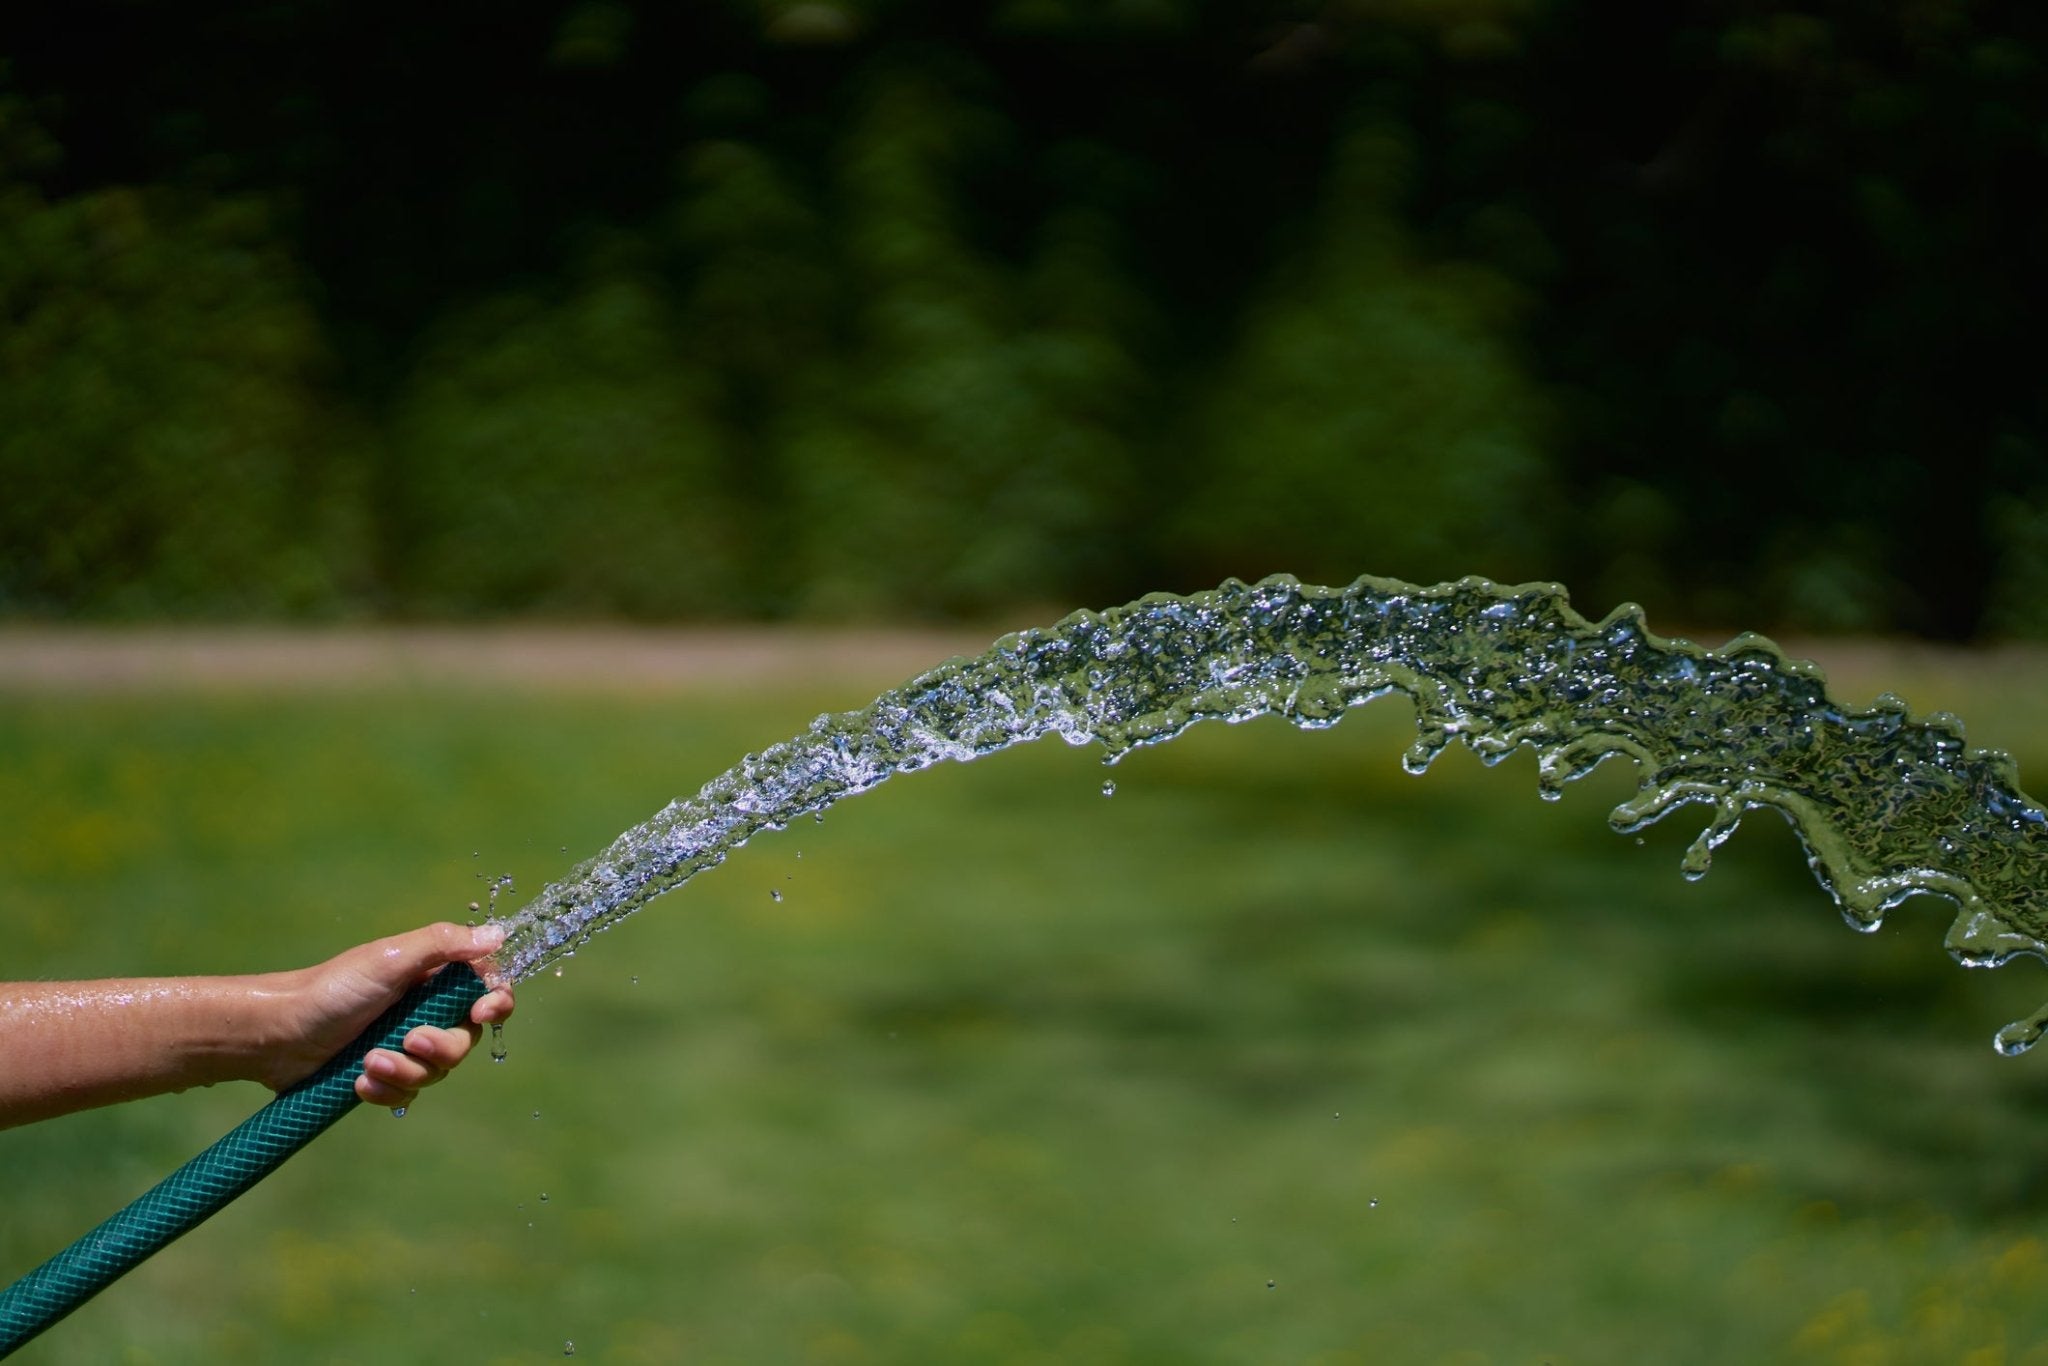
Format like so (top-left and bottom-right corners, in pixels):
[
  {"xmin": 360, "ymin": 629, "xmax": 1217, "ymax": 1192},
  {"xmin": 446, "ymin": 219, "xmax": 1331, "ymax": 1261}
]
[{"xmin": 261, "ymin": 922, "xmax": 516, "ymax": 1110}]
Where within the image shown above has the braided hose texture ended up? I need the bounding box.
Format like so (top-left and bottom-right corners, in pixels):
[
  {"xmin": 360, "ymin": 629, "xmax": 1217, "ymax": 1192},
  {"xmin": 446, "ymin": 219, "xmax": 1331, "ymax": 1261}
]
[{"xmin": 0, "ymin": 964, "xmax": 489, "ymax": 1358}]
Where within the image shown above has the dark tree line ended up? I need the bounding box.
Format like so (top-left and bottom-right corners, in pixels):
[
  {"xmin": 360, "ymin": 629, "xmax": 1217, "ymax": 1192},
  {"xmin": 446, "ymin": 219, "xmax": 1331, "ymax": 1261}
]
[{"xmin": 3, "ymin": 1, "xmax": 2043, "ymax": 635}]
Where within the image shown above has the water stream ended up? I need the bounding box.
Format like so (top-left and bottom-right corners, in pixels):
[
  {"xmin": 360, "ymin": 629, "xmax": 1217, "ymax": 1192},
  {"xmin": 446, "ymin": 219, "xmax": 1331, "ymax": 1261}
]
[{"xmin": 489, "ymin": 574, "xmax": 2048, "ymax": 1053}]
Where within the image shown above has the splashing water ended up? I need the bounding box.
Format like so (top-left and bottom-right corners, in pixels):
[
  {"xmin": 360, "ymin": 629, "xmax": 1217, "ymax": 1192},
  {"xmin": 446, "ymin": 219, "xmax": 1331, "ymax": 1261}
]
[{"xmin": 489, "ymin": 575, "xmax": 2048, "ymax": 1052}]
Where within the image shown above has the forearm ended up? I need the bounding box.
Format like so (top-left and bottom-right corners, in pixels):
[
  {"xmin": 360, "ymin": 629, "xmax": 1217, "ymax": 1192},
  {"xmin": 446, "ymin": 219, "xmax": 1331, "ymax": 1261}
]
[
  {"xmin": 0, "ymin": 973, "xmax": 301, "ymax": 1128},
  {"xmin": 1, "ymin": 924, "xmax": 513, "ymax": 1130}
]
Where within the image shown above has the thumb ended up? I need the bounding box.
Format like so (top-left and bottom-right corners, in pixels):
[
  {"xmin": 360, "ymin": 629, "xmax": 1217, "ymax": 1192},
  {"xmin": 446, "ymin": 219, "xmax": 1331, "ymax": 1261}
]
[{"xmin": 357, "ymin": 921, "xmax": 506, "ymax": 991}]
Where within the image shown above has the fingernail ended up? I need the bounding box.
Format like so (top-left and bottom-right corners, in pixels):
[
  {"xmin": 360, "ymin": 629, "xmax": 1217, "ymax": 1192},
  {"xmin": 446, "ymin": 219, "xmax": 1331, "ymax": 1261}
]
[{"xmin": 473, "ymin": 924, "xmax": 506, "ymax": 950}]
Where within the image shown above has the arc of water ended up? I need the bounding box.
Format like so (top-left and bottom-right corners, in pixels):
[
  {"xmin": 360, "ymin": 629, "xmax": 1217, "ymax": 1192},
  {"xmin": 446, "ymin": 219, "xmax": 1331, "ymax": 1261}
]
[{"xmin": 493, "ymin": 574, "xmax": 2048, "ymax": 1050}]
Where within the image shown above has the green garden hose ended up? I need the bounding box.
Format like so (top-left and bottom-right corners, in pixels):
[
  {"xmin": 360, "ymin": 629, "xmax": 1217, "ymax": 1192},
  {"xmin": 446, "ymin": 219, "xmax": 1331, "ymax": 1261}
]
[{"xmin": 0, "ymin": 963, "xmax": 490, "ymax": 1358}]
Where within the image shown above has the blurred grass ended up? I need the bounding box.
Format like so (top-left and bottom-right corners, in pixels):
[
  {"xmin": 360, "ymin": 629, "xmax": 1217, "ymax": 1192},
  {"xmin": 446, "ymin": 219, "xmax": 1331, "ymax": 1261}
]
[{"xmin": 5, "ymin": 646, "xmax": 2048, "ymax": 1364}]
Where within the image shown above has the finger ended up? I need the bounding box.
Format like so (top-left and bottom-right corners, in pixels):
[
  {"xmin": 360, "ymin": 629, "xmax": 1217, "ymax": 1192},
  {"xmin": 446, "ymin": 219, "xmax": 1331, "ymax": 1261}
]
[
  {"xmin": 364, "ymin": 1045, "xmax": 450, "ymax": 1092},
  {"xmin": 361, "ymin": 922, "xmax": 508, "ymax": 994},
  {"xmin": 470, "ymin": 986, "xmax": 516, "ymax": 1026},
  {"xmin": 354, "ymin": 1070, "xmax": 419, "ymax": 1110},
  {"xmin": 401, "ymin": 1023, "xmax": 480, "ymax": 1072}
]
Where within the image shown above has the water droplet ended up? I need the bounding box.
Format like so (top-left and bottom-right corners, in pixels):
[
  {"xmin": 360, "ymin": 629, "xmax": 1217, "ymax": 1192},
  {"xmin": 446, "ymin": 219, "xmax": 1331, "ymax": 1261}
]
[
  {"xmin": 392, "ymin": 1107, "xmax": 407, "ymax": 1119},
  {"xmin": 472, "ymin": 851, "xmax": 479, "ymax": 859},
  {"xmin": 1996, "ymin": 1015, "xmax": 2045, "ymax": 1056},
  {"xmin": 564, "ymin": 1343, "xmax": 576, "ymax": 1357},
  {"xmin": 770, "ymin": 888, "xmax": 783, "ymax": 902},
  {"xmin": 554, "ymin": 968, "xmax": 564, "ymax": 978},
  {"xmin": 532, "ymin": 1110, "xmax": 542, "ymax": 1120},
  {"xmin": 1369, "ymin": 1198, "xmax": 1380, "ymax": 1209},
  {"xmin": 490, "ymin": 1023, "xmax": 507, "ymax": 1063},
  {"xmin": 1332, "ymin": 1112, "xmax": 1340, "ymax": 1120},
  {"xmin": 539, "ymin": 1192, "xmax": 550, "ymax": 1203},
  {"xmin": 631, "ymin": 975, "xmax": 639, "ymax": 985},
  {"xmin": 468, "ymin": 901, "xmax": 481, "ymax": 913},
  {"xmin": 1266, "ymin": 1279, "xmax": 1276, "ymax": 1290},
  {"xmin": 1101, "ymin": 780, "xmax": 1117, "ymax": 797}
]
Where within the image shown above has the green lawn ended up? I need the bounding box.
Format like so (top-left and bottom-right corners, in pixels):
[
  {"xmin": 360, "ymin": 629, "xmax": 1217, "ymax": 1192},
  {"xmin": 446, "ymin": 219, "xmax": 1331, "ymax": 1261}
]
[{"xmin": 5, "ymin": 647, "xmax": 2048, "ymax": 1365}]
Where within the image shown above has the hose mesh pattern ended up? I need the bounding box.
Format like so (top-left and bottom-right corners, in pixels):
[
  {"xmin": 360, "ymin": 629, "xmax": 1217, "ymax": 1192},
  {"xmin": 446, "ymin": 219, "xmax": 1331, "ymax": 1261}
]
[{"xmin": 0, "ymin": 965, "xmax": 488, "ymax": 1358}]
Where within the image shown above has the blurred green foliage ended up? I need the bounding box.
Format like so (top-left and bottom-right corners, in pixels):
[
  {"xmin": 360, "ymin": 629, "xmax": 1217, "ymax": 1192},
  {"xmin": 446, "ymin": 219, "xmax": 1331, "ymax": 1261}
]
[
  {"xmin": 1, "ymin": 1, "xmax": 2044, "ymax": 633},
  {"xmin": 7, "ymin": 656, "xmax": 2048, "ymax": 1362},
  {"xmin": 392, "ymin": 262, "xmax": 745, "ymax": 616},
  {"xmin": 0, "ymin": 148, "xmax": 369, "ymax": 616}
]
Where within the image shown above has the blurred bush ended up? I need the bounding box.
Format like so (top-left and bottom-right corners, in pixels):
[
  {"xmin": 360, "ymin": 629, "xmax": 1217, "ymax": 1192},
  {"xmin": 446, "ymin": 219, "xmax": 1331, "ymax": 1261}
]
[
  {"xmin": 389, "ymin": 258, "xmax": 746, "ymax": 618},
  {"xmin": 1176, "ymin": 120, "xmax": 1552, "ymax": 590},
  {"xmin": 766, "ymin": 66, "xmax": 1143, "ymax": 617},
  {"xmin": 0, "ymin": 101, "xmax": 369, "ymax": 617}
]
